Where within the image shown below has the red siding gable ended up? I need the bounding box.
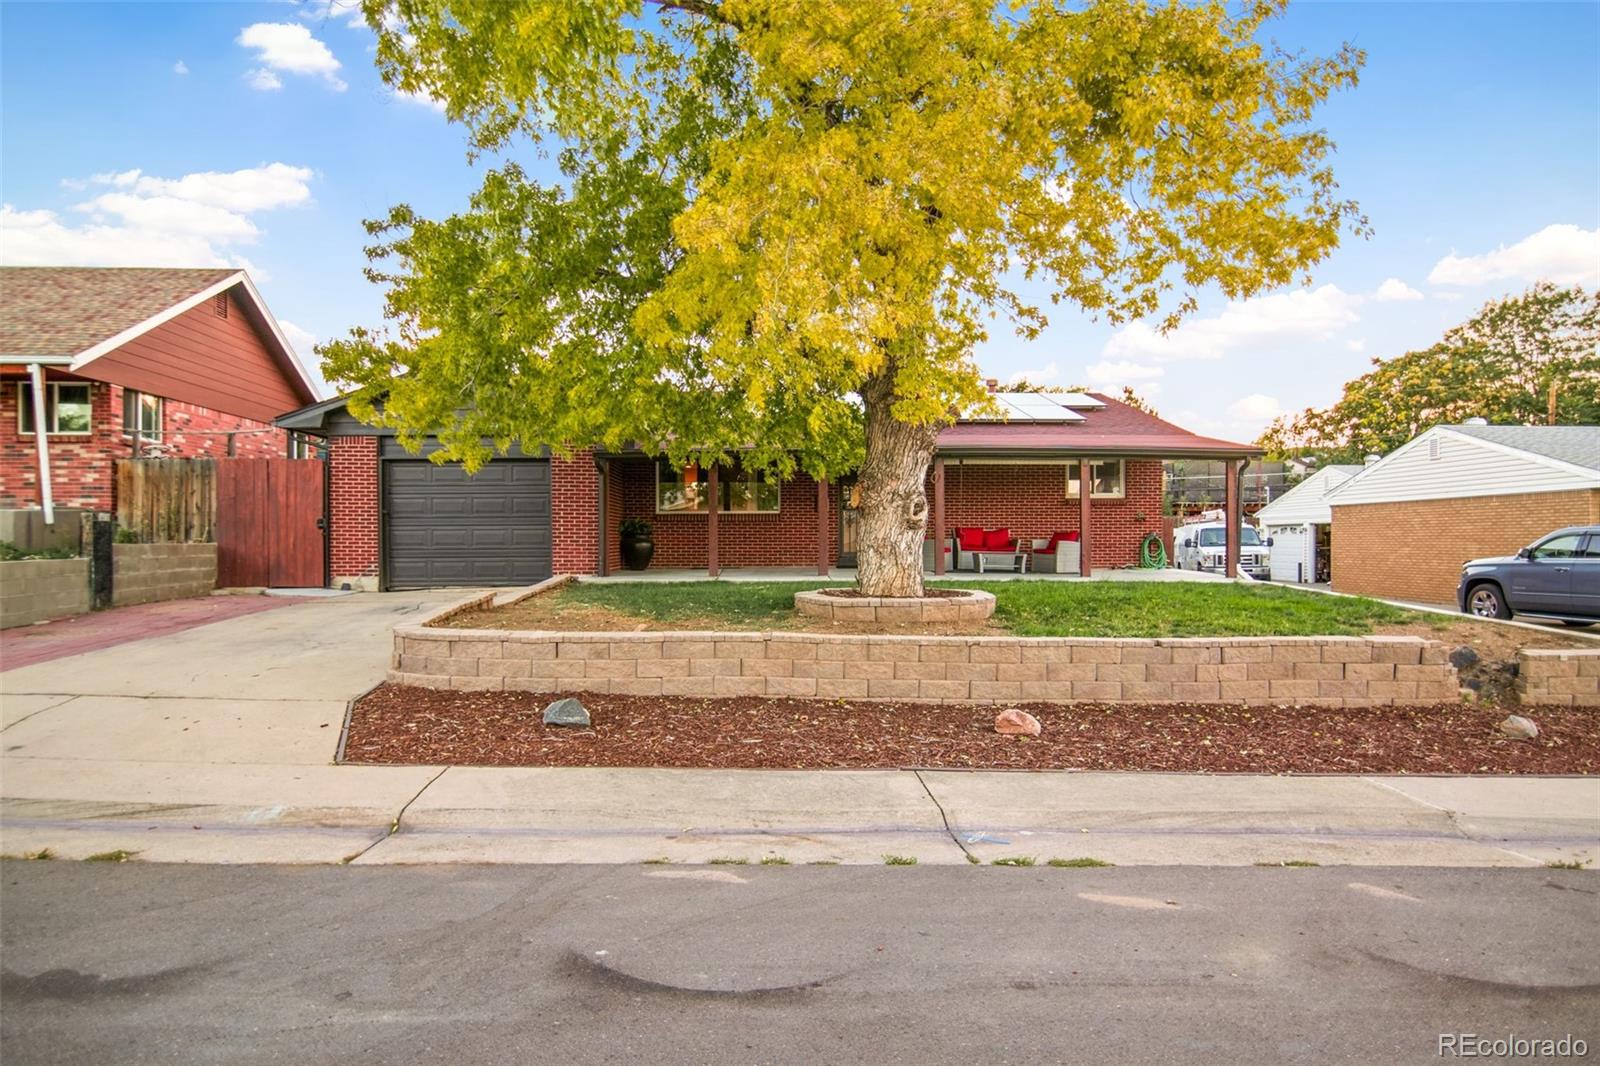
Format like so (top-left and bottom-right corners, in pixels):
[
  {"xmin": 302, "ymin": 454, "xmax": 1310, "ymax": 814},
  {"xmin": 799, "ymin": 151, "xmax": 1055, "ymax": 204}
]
[{"xmin": 83, "ymin": 287, "xmax": 310, "ymax": 423}]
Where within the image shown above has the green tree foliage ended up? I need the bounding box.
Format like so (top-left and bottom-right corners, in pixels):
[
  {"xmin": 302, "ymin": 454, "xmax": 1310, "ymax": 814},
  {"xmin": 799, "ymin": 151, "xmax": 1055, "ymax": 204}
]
[
  {"xmin": 1260, "ymin": 284, "xmax": 1600, "ymax": 462},
  {"xmin": 324, "ymin": 0, "xmax": 1364, "ymax": 594}
]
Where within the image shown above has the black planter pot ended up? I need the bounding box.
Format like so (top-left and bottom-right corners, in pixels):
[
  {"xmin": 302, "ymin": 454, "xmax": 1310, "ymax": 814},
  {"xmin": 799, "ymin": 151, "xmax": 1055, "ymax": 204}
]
[{"xmin": 621, "ymin": 536, "xmax": 655, "ymax": 571}]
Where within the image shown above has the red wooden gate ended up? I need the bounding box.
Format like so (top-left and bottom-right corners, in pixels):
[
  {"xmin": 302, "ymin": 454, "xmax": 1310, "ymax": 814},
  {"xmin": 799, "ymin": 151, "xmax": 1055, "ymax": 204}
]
[{"xmin": 216, "ymin": 459, "xmax": 326, "ymax": 587}]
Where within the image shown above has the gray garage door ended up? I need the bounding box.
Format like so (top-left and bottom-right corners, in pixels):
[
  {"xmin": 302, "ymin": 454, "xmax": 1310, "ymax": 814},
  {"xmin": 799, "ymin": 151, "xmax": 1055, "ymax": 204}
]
[{"xmin": 383, "ymin": 459, "xmax": 552, "ymax": 588}]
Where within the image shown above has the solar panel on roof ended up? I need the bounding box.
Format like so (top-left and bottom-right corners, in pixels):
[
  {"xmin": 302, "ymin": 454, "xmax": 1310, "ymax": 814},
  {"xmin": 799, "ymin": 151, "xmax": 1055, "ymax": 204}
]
[
  {"xmin": 1054, "ymin": 392, "xmax": 1106, "ymax": 409},
  {"xmin": 995, "ymin": 392, "xmax": 1086, "ymax": 422}
]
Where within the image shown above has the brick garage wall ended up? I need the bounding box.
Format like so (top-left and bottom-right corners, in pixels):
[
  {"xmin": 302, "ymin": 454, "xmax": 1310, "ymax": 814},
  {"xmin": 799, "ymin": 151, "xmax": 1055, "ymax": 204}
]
[
  {"xmin": 934, "ymin": 459, "xmax": 1165, "ymax": 568},
  {"xmin": 392, "ymin": 599, "xmax": 1457, "ymax": 707},
  {"xmin": 0, "ymin": 558, "xmax": 90, "ymax": 629},
  {"xmin": 111, "ymin": 543, "xmax": 217, "ymax": 607},
  {"xmin": 552, "ymin": 451, "xmax": 599, "ymax": 575},
  {"xmin": 610, "ymin": 457, "xmax": 835, "ymax": 570},
  {"xmin": 1516, "ymin": 648, "xmax": 1600, "ymax": 707},
  {"xmin": 1332, "ymin": 489, "xmax": 1600, "ymax": 606},
  {"xmin": 328, "ymin": 435, "xmax": 380, "ymax": 587},
  {"xmin": 1, "ymin": 375, "xmax": 289, "ymax": 512}
]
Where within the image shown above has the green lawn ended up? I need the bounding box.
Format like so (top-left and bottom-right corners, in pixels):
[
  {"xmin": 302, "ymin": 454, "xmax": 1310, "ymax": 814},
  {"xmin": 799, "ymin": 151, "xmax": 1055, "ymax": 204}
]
[{"xmin": 556, "ymin": 579, "xmax": 1426, "ymax": 638}]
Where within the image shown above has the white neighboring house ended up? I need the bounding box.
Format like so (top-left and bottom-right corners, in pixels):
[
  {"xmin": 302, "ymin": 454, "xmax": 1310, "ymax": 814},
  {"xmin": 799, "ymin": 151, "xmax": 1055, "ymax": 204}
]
[{"xmin": 1253, "ymin": 464, "xmax": 1364, "ymax": 584}]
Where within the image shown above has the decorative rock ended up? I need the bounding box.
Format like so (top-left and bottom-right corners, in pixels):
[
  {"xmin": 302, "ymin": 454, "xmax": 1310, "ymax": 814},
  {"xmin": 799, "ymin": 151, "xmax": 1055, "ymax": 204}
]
[
  {"xmin": 543, "ymin": 697, "xmax": 591, "ymax": 727},
  {"xmin": 1449, "ymin": 646, "xmax": 1480, "ymax": 670},
  {"xmin": 994, "ymin": 709, "xmax": 1042, "ymax": 737},
  {"xmin": 1499, "ymin": 714, "xmax": 1538, "ymax": 741}
]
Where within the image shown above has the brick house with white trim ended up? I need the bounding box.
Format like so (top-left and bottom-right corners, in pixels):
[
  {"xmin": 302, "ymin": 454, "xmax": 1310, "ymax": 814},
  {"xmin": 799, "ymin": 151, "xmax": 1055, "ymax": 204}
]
[
  {"xmin": 278, "ymin": 389, "xmax": 1260, "ymax": 591},
  {"xmin": 0, "ymin": 267, "xmax": 319, "ymax": 517}
]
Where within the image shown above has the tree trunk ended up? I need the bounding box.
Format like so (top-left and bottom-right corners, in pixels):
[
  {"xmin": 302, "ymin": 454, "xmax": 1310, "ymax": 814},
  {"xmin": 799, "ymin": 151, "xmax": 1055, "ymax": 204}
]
[{"xmin": 855, "ymin": 374, "xmax": 941, "ymax": 597}]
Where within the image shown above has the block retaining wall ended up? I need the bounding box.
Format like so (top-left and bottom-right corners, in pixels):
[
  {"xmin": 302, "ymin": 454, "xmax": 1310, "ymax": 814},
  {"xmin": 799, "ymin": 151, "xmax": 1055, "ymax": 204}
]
[
  {"xmin": 110, "ymin": 543, "xmax": 217, "ymax": 608},
  {"xmin": 391, "ymin": 588, "xmax": 1461, "ymax": 707},
  {"xmin": 1516, "ymin": 648, "xmax": 1600, "ymax": 707},
  {"xmin": 0, "ymin": 558, "xmax": 91, "ymax": 629}
]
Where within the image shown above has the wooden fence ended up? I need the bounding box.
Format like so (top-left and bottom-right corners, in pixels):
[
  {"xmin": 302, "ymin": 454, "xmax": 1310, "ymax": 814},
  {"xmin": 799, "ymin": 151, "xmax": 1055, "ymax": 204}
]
[{"xmin": 114, "ymin": 459, "xmax": 218, "ymax": 543}]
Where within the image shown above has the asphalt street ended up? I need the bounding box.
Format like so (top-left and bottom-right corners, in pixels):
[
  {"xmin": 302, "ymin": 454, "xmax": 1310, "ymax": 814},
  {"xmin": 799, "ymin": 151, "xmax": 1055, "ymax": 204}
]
[{"xmin": 2, "ymin": 862, "xmax": 1596, "ymax": 1065}]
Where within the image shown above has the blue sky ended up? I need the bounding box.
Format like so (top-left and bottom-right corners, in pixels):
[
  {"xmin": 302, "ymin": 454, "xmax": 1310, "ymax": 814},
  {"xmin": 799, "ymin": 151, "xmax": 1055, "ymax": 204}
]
[{"xmin": 2, "ymin": 1, "xmax": 1596, "ymax": 442}]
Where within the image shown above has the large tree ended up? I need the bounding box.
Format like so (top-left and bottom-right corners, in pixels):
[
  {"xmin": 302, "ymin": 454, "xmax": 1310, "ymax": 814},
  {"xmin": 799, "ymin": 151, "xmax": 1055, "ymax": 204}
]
[
  {"xmin": 1260, "ymin": 283, "xmax": 1600, "ymax": 463},
  {"xmin": 323, "ymin": 0, "xmax": 1364, "ymax": 595}
]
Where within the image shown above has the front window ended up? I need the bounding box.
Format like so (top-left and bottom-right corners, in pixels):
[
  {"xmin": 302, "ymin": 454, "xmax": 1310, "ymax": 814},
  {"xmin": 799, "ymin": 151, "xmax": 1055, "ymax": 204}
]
[
  {"xmin": 18, "ymin": 382, "xmax": 92, "ymax": 435},
  {"xmin": 1065, "ymin": 459, "xmax": 1125, "ymax": 498},
  {"xmin": 656, "ymin": 459, "xmax": 780, "ymax": 514},
  {"xmin": 1531, "ymin": 533, "xmax": 1583, "ymax": 560},
  {"xmin": 122, "ymin": 390, "xmax": 162, "ymax": 439}
]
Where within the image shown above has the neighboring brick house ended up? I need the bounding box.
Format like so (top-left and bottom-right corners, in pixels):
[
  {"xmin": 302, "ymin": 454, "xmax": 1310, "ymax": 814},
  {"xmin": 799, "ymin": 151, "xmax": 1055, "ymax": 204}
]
[
  {"xmin": 279, "ymin": 389, "xmax": 1259, "ymax": 591},
  {"xmin": 0, "ymin": 267, "xmax": 318, "ymax": 515},
  {"xmin": 1328, "ymin": 423, "xmax": 1600, "ymax": 606}
]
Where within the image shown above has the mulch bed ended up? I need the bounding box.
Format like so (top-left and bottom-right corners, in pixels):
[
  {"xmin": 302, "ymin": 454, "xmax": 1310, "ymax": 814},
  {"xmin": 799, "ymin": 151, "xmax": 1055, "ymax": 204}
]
[
  {"xmin": 344, "ymin": 684, "xmax": 1600, "ymax": 775},
  {"xmin": 815, "ymin": 587, "xmax": 970, "ymax": 599}
]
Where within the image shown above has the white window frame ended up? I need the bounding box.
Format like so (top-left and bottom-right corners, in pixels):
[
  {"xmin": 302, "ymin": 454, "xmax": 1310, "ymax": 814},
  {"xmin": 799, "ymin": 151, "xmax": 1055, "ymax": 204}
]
[
  {"xmin": 1065, "ymin": 459, "xmax": 1125, "ymax": 499},
  {"xmin": 655, "ymin": 459, "xmax": 782, "ymax": 514},
  {"xmin": 17, "ymin": 382, "xmax": 93, "ymax": 436},
  {"xmin": 121, "ymin": 389, "xmax": 163, "ymax": 440}
]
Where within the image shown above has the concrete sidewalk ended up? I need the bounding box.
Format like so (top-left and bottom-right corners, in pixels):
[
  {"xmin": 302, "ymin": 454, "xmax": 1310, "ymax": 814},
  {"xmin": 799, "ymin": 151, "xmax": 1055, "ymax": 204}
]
[{"xmin": 2, "ymin": 589, "xmax": 1596, "ymax": 867}]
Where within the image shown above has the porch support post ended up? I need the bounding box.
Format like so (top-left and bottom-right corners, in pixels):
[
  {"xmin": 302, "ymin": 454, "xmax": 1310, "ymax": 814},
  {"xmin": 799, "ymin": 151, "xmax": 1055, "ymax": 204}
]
[
  {"xmin": 816, "ymin": 477, "xmax": 831, "ymax": 576},
  {"xmin": 932, "ymin": 456, "xmax": 946, "ymax": 576},
  {"xmin": 1224, "ymin": 457, "xmax": 1241, "ymax": 578},
  {"xmin": 706, "ymin": 463, "xmax": 720, "ymax": 578},
  {"xmin": 1077, "ymin": 457, "xmax": 1093, "ymax": 578}
]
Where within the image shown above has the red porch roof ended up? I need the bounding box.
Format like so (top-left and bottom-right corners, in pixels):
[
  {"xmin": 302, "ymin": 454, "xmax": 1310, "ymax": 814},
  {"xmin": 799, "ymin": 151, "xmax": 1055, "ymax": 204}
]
[{"xmin": 937, "ymin": 392, "xmax": 1258, "ymax": 458}]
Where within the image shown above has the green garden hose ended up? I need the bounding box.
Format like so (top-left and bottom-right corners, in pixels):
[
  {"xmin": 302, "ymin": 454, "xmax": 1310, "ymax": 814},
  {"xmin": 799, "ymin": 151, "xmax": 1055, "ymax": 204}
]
[{"xmin": 1139, "ymin": 532, "xmax": 1168, "ymax": 569}]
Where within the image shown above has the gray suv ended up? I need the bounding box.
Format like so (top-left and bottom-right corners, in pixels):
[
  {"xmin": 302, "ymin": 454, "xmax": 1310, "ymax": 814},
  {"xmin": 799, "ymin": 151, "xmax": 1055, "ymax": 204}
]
[{"xmin": 1457, "ymin": 525, "xmax": 1600, "ymax": 626}]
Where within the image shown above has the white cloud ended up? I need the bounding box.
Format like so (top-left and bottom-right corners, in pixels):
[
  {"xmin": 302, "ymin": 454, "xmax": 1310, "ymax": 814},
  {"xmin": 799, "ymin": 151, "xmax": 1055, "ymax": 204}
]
[
  {"xmin": 1427, "ymin": 223, "xmax": 1600, "ymax": 287},
  {"xmin": 237, "ymin": 22, "xmax": 347, "ymax": 91},
  {"xmin": 295, "ymin": 0, "xmax": 369, "ymax": 29},
  {"xmin": 247, "ymin": 67, "xmax": 284, "ymax": 92},
  {"xmin": 278, "ymin": 318, "xmax": 317, "ymax": 360},
  {"xmin": 173, "ymin": 60, "xmax": 189, "ymax": 75},
  {"xmin": 86, "ymin": 164, "xmax": 314, "ymax": 213},
  {"xmin": 1101, "ymin": 285, "xmax": 1362, "ymax": 362},
  {"xmin": 396, "ymin": 86, "xmax": 447, "ymax": 113},
  {"xmin": 1084, "ymin": 359, "xmax": 1165, "ymax": 386},
  {"xmin": 1227, "ymin": 393, "xmax": 1283, "ymax": 421},
  {"xmin": 0, "ymin": 164, "xmax": 313, "ymax": 272},
  {"xmin": 1008, "ymin": 360, "xmax": 1058, "ymax": 385},
  {"xmin": 1373, "ymin": 277, "xmax": 1423, "ymax": 302},
  {"xmin": 1345, "ymin": 338, "xmax": 1367, "ymax": 353}
]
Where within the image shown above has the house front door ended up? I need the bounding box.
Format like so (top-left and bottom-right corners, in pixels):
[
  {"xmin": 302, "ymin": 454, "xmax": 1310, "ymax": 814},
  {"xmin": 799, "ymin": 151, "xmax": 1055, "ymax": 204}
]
[{"xmin": 837, "ymin": 480, "xmax": 862, "ymax": 567}]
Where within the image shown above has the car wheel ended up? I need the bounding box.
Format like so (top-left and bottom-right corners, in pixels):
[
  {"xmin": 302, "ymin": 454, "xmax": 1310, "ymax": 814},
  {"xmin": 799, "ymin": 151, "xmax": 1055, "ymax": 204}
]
[
  {"xmin": 1466, "ymin": 583, "xmax": 1510, "ymax": 620},
  {"xmin": 1559, "ymin": 619, "xmax": 1595, "ymax": 628}
]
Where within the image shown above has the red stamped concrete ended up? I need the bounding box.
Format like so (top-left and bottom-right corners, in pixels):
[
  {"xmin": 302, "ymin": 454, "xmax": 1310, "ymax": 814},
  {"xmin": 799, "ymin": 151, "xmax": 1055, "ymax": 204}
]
[{"xmin": 1, "ymin": 595, "xmax": 310, "ymax": 671}]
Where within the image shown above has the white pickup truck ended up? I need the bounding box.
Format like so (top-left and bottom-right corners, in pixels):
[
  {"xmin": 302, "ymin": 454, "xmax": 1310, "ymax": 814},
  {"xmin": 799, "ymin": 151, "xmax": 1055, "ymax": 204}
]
[{"xmin": 1174, "ymin": 522, "xmax": 1271, "ymax": 579}]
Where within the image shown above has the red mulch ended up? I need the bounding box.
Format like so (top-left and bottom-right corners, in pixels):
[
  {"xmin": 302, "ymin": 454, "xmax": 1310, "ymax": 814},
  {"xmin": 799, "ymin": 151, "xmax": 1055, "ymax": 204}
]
[{"xmin": 344, "ymin": 685, "xmax": 1600, "ymax": 775}]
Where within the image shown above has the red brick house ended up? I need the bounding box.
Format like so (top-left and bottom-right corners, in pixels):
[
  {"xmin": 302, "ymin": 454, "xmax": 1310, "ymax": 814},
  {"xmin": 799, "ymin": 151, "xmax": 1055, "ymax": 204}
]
[
  {"xmin": 0, "ymin": 267, "xmax": 319, "ymax": 519},
  {"xmin": 278, "ymin": 389, "xmax": 1259, "ymax": 590}
]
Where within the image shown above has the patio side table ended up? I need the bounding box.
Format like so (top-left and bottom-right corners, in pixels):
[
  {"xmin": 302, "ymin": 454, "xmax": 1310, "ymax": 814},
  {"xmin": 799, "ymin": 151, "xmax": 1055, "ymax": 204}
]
[{"xmin": 975, "ymin": 551, "xmax": 1029, "ymax": 574}]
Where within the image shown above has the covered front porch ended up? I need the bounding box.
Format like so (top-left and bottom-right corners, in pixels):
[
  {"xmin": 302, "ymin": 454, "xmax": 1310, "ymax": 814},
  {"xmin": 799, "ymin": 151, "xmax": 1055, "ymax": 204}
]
[
  {"xmin": 595, "ymin": 451, "xmax": 1255, "ymax": 580},
  {"xmin": 581, "ymin": 564, "xmax": 1241, "ymax": 584}
]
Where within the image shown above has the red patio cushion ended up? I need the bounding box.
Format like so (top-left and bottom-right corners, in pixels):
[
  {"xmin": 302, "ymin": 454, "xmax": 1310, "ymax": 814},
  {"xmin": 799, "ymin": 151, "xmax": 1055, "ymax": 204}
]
[
  {"xmin": 1045, "ymin": 531, "xmax": 1079, "ymax": 549},
  {"xmin": 956, "ymin": 527, "xmax": 985, "ymax": 551},
  {"xmin": 983, "ymin": 527, "xmax": 1012, "ymax": 550}
]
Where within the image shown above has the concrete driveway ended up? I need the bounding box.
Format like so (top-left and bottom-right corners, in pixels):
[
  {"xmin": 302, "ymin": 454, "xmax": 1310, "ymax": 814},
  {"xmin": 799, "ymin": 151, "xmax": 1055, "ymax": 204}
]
[{"xmin": 1, "ymin": 591, "xmax": 463, "ymax": 862}]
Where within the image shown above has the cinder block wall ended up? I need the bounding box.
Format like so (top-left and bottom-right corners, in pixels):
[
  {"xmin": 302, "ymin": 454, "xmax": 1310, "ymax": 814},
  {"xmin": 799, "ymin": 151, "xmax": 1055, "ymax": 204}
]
[
  {"xmin": 110, "ymin": 543, "xmax": 217, "ymax": 607},
  {"xmin": 392, "ymin": 597, "xmax": 1459, "ymax": 707},
  {"xmin": 1517, "ymin": 649, "xmax": 1600, "ymax": 707},
  {"xmin": 1332, "ymin": 489, "xmax": 1600, "ymax": 606},
  {"xmin": 0, "ymin": 558, "xmax": 90, "ymax": 629}
]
